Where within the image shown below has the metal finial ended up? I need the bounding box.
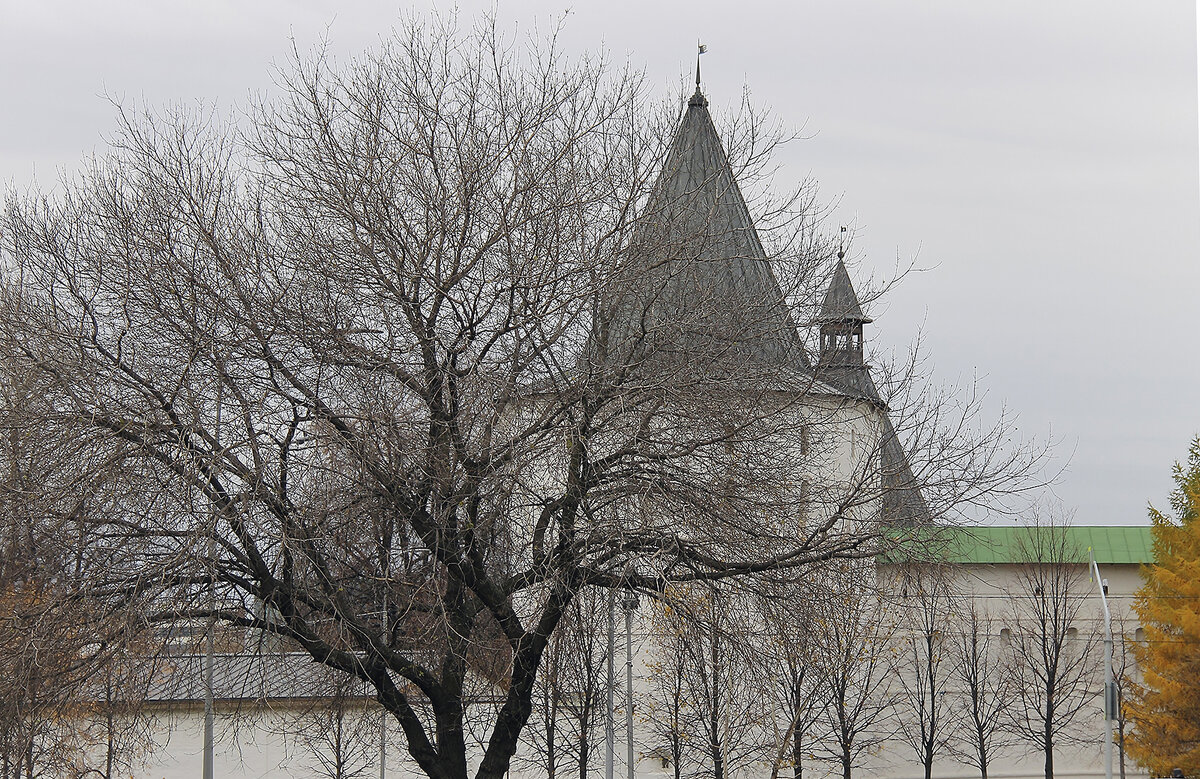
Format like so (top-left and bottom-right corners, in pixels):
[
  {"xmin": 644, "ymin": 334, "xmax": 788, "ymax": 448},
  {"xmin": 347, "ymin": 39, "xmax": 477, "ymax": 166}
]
[
  {"xmin": 689, "ymin": 43, "xmax": 709, "ymax": 107},
  {"xmin": 838, "ymin": 225, "xmax": 847, "ymax": 260}
]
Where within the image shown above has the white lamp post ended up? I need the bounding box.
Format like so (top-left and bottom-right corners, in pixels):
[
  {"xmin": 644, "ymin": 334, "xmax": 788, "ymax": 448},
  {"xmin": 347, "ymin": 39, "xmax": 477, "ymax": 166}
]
[
  {"xmin": 1090, "ymin": 551, "xmax": 1115, "ymax": 779},
  {"xmin": 621, "ymin": 590, "xmax": 639, "ymax": 779}
]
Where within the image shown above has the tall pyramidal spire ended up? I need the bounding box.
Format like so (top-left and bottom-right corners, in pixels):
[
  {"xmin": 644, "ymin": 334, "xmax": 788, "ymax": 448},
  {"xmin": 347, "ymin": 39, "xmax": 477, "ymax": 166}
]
[
  {"xmin": 819, "ymin": 258, "xmax": 871, "ymax": 328},
  {"xmin": 600, "ymin": 80, "xmax": 808, "ymax": 371}
]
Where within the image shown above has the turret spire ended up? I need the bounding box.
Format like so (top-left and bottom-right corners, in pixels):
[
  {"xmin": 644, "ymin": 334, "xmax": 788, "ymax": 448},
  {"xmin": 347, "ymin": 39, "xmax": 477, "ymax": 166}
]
[
  {"xmin": 818, "ymin": 257, "xmax": 871, "ymax": 328},
  {"xmin": 817, "ymin": 250, "xmax": 876, "ymax": 396}
]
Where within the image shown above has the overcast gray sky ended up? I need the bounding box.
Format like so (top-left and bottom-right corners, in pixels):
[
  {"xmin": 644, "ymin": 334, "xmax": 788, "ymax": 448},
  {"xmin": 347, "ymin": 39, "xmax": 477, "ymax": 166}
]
[{"xmin": 2, "ymin": 0, "xmax": 1196, "ymax": 526}]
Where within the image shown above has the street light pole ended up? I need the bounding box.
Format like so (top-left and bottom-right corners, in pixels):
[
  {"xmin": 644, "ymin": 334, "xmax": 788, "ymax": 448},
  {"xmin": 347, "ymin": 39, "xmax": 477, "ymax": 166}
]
[
  {"xmin": 380, "ymin": 591, "xmax": 388, "ymax": 779},
  {"xmin": 606, "ymin": 588, "xmax": 616, "ymax": 779},
  {"xmin": 1091, "ymin": 551, "xmax": 1114, "ymax": 779},
  {"xmin": 621, "ymin": 590, "xmax": 639, "ymax": 779},
  {"xmin": 203, "ymin": 376, "xmax": 223, "ymax": 779},
  {"xmin": 203, "ymin": 584, "xmax": 214, "ymax": 779}
]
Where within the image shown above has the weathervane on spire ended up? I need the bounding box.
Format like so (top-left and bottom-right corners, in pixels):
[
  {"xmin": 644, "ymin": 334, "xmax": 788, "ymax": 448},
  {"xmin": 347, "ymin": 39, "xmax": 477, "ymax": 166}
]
[{"xmin": 688, "ymin": 42, "xmax": 709, "ymax": 107}]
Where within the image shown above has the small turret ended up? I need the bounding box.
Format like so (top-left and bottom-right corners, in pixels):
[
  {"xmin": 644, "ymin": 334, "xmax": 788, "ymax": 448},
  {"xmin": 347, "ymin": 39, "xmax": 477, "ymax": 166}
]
[
  {"xmin": 814, "ymin": 254, "xmax": 931, "ymax": 524},
  {"xmin": 817, "ymin": 256, "xmax": 872, "ymax": 368}
]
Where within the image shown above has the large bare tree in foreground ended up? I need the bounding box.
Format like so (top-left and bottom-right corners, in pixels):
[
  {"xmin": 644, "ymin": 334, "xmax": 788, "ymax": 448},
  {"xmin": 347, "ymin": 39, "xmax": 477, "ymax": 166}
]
[{"xmin": 0, "ymin": 16, "xmax": 1044, "ymax": 779}]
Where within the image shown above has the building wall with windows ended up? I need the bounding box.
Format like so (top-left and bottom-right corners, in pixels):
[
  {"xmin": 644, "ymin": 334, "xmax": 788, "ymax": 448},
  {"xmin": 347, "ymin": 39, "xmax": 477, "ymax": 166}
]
[{"xmin": 871, "ymin": 524, "xmax": 1152, "ymax": 779}]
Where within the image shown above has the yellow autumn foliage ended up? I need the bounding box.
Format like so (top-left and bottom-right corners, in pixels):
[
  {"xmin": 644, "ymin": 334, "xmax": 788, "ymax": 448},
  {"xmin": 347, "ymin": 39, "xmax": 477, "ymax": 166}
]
[{"xmin": 1126, "ymin": 438, "xmax": 1200, "ymax": 776}]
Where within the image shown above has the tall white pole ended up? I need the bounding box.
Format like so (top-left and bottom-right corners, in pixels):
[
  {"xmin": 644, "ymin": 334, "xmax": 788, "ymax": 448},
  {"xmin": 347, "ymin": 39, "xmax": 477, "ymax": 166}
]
[
  {"xmin": 623, "ymin": 592, "xmax": 638, "ymax": 779},
  {"xmin": 203, "ymin": 376, "xmax": 223, "ymax": 779},
  {"xmin": 380, "ymin": 591, "xmax": 388, "ymax": 779},
  {"xmin": 606, "ymin": 588, "xmax": 616, "ymax": 779},
  {"xmin": 379, "ymin": 711, "xmax": 387, "ymax": 779},
  {"xmin": 203, "ymin": 591, "xmax": 214, "ymax": 779},
  {"xmin": 1091, "ymin": 553, "xmax": 1114, "ymax": 779}
]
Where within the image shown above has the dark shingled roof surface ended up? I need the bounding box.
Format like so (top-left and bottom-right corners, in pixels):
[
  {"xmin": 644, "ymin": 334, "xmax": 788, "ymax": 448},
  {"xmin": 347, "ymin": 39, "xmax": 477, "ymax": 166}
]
[
  {"xmin": 818, "ymin": 259, "xmax": 872, "ymax": 324},
  {"xmin": 146, "ymin": 653, "xmax": 371, "ymax": 703},
  {"xmin": 603, "ymin": 85, "xmax": 930, "ymax": 525},
  {"xmin": 601, "ymin": 87, "xmax": 809, "ymax": 370}
]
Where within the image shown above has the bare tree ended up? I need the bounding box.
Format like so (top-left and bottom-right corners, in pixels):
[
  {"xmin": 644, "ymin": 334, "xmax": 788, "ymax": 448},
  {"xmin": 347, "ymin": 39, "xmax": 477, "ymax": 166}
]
[
  {"xmin": 643, "ymin": 599, "xmax": 692, "ymax": 779},
  {"xmin": 0, "ymin": 538, "xmax": 158, "ymax": 779},
  {"xmin": 521, "ymin": 623, "xmax": 566, "ymax": 779},
  {"xmin": 0, "ymin": 363, "xmax": 160, "ymax": 779},
  {"xmin": 0, "ymin": 14, "xmax": 1047, "ymax": 779},
  {"xmin": 70, "ymin": 646, "xmax": 161, "ymax": 779},
  {"xmin": 948, "ymin": 600, "xmax": 1013, "ymax": 779},
  {"xmin": 1005, "ymin": 522, "xmax": 1100, "ymax": 779},
  {"xmin": 805, "ymin": 565, "xmax": 898, "ymax": 779},
  {"xmin": 642, "ymin": 586, "xmax": 767, "ymax": 779},
  {"xmin": 891, "ymin": 564, "xmax": 955, "ymax": 779},
  {"xmin": 0, "ymin": 583, "xmax": 79, "ymax": 779},
  {"xmin": 0, "ymin": 359, "xmax": 84, "ymax": 779},
  {"xmin": 752, "ymin": 584, "xmax": 826, "ymax": 779},
  {"xmin": 278, "ymin": 671, "xmax": 380, "ymax": 779},
  {"xmin": 520, "ymin": 588, "xmax": 609, "ymax": 779},
  {"xmin": 1112, "ymin": 611, "xmax": 1137, "ymax": 779}
]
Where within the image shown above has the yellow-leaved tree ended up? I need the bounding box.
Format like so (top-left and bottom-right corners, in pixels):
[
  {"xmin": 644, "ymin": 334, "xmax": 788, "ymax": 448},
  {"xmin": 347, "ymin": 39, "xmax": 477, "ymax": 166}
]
[{"xmin": 1127, "ymin": 438, "xmax": 1200, "ymax": 775}]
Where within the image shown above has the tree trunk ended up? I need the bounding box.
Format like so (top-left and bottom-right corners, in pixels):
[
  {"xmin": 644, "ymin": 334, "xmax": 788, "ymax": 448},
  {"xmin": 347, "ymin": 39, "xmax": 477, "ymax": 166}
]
[
  {"xmin": 1043, "ymin": 692, "xmax": 1054, "ymax": 779},
  {"xmin": 1043, "ymin": 727, "xmax": 1053, "ymax": 779},
  {"xmin": 792, "ymin": 724, "xmax": 804, "ymax": 779}
]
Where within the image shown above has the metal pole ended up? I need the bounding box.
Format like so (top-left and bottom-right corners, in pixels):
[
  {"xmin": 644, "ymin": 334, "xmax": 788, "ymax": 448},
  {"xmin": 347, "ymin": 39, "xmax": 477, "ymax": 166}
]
[
  {"xmin": 380, "ymin": 590, "xmax": 388, "ymax": 779},
  {"xmin": 624, "ymin": 593, "xmax": 638, "ymax": 779},
  {"xmin": 606, "ymin": 588, "xmax": 616, "ymax": 779},
  {"xmin": 203, "ymin": 379, "xmax": 222, "ymax": 779},
  {"xmin": 203, "ymin": 596, "xmax": 214, "ymax": 779},
  {"xmin": 1091, "ymin": 553, "xmax": 1114, "ymax": 779},
  {"xmin": 379, "ymin": 709, "xmax": 387, "ymax": 779}
]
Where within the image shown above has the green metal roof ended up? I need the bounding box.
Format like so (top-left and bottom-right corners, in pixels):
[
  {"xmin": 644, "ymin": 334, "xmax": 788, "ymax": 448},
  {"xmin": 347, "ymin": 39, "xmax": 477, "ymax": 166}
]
[{"xmin": 882, "ymin": 525, "xmax": 1154, "ymax": 565}]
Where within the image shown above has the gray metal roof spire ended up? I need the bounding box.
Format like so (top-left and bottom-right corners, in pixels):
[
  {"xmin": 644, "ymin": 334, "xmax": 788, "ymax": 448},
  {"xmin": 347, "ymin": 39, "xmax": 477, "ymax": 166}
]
[
  {"xmin": 815, "ymin": 254, "xmax": 877, "ymax": 396},
  {"xmin": 818, "ymin": 257, "xmax": 872, "ymax": 325},
  {"xmin": 596, "ymin": 76, "xmax": 808, "ymax": 371}
]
